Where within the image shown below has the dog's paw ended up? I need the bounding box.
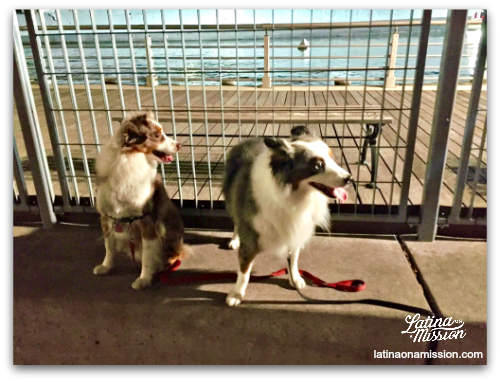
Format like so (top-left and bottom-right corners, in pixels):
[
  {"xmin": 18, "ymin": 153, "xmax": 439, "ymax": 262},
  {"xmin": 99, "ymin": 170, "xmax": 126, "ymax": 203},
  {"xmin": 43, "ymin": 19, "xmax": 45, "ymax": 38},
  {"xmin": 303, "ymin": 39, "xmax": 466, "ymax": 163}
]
[
  {"xmin": 289, "ymin": 275, "xmax": 306, "ymax": 290},
  {"xmin": 228, "ymin": 237, "xmax": 240, "ymax": 250},
  {"xmin": 226, "ymin": 290, "xmax": 243, "ymax": 307},
  {"xmin": 131, "ymin": 277, "xmax": 152, "ymax": 290},
  {"xmin": 93, "ymin": 264, "xmax": 111, "ymax": 275}
]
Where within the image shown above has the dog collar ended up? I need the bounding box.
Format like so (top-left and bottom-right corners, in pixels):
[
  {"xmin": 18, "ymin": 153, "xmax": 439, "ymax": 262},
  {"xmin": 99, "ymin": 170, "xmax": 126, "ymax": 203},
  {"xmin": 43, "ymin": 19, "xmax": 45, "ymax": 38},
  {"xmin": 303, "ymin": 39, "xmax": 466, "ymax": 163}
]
[{"xmin": 104, "ymin": 212, "xmax": 151, "ymax": 224}]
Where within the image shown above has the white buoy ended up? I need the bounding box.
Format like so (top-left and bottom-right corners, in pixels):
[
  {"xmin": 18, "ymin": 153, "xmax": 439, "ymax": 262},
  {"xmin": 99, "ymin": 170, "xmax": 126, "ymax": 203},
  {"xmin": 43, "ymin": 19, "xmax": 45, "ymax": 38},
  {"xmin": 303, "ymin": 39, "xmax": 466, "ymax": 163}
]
[
  {"xmin": 222, "ymin": 79, "xmax": 237, "ymax": 86},
  {"xmin": 298, "ymin": 38, "xmax": 310, "ymax": 51}
]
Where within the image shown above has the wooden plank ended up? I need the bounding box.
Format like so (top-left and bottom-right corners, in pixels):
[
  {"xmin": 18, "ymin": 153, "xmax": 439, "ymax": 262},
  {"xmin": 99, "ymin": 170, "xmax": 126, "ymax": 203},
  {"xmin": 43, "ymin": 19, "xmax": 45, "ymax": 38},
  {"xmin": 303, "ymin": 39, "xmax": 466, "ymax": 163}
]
[
  {"xmin": 136, "ymin": 111, "xmax": 393, "ymax": 125},
  {"xmin": 19, "ymin": 87, "xmax": 486, "ymax": 208},
  {"xmin": 346, "ymin": 91, "xmax": 405, "ymax": 206},
  {"xmin": 419, "ymin": 90, "xmax": 485, "ymax": 148},
  {"xmin": 367, "ymin": 90, "xmax": 461, "ymax": 207}
]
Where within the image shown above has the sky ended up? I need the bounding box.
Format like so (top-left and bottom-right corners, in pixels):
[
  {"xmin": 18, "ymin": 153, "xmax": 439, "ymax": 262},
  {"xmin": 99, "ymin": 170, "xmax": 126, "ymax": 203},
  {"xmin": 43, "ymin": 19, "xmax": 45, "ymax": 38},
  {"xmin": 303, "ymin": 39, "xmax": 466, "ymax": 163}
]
[{"xmin": 18, "ymin": 9, "xmax": 464, "ymax": 27}]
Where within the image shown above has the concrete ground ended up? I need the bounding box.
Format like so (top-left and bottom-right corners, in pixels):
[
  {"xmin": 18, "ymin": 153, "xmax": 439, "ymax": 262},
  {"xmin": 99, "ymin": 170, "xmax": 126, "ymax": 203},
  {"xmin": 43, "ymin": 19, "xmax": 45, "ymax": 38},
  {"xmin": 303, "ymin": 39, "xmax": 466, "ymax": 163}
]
[{"xmin": 13, "ymin": 225, "xmax": 486, "ymax": 365}]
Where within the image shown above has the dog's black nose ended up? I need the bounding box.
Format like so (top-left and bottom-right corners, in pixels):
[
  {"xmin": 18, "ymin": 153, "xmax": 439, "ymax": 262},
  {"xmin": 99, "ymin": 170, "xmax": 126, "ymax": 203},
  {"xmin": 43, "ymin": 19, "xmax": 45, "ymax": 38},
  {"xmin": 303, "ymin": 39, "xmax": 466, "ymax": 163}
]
[
  {"xmin": 176, "ymin": 142, "xmax": 182, "ymax": 150},
  {"xmin": 344, "ymin": 175, "xmax": 353, "ymax": 185}
]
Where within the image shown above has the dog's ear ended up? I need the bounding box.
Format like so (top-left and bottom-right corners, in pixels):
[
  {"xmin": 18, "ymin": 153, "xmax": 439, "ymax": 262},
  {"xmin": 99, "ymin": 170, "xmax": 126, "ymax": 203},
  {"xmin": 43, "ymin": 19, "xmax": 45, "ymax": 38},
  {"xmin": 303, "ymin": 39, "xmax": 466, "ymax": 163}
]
[
  {"xmin": 122, "ymin": 119, "xmax": 147, "ymax": 146},
  {"xmin": 264, "ymin": 137, "xmax": 293, "ymax": 156},
  {"xmin": 291, "ymin": 125, "xmax": 311, "ymax": 141}
]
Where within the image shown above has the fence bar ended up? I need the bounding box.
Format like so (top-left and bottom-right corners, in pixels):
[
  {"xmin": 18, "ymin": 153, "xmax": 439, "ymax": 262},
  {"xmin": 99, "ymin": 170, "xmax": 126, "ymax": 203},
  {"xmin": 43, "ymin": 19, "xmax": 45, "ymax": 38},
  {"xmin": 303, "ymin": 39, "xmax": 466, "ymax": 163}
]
[
  {"xmin": 374, "ymin": 10, "xmax": 395, "ymax": 211},
  {"xmin": 14, "ymin": 52, "xmax": 57, "ymax": 227},
  {"xmin": 161, "ymin": 10, "xmax": 183, "ymax": 204},
  {"xmin": 143, "ymin": 10, "xmax": 159, "ymax": 117},
  {"xmin": 90, "ymin": 10, "xmax": 114, "ymax": 137},
  {"xmin": 387, "ymin": 11, "xmax": 413, "ymax": 210},
  {"xmin": 339, "ymin": 10, "xmax": 353, "ymax": 170},
  {"xmin": 450, "ymin": 11, "xmax": 487, "ymax": 222},
  {"xmin": 24, "ymin": 10, "xmax": 72, "ymax": 209},
  {"xmin": 179, "ymin": 10, "xmax": 199, "ymax": 206},
  {"xmin": 466, "ymin": 117, "xmax": 487, "ymax": 219},
  {"xmin": 271, "ymin": 10, "xmax": 275, "ymax": 137},
  {"xmin": 107, "ymin": 10, "xmax": 127, "ymax": 117},
  {"xmin": 215, "ymin": 10, "xmax": 227, "ymax": 164},
  {"xmin": 55, "ymin": 10, "xmax": 95, "ymax": 203},
  {"xmin": 142, "ymin": 10, "xmax": 167, "ymax": 189},
  {"xmin": 289, "ymin": 10, "xmax": 294, "ymax": 131},
  {"xmin": 73, "ymin": 10, "xmax": 100, "ymax": 154},
  {"xmin": 253, "ymin": 10, "xmax": 259, "ymax": 137},
  {"xmin": 13, "ymin": 136, "xmax": 29, "ymax": 208},
  {"xmin": 23, "ymin": 18, "xmax": 482, "ymax": 32},
  {"xmin": 14, "ymin": 14, "xmax": 54, "ymax": 202},
  {"xmin": 38, "ymin": 10, "xmax": 81, "ymax": 203},
  {"xmin": 418, "ymin": 10, "xmax": 468, "ymax": 241},
  {"xmin": 399, "ymin": 10, "xmax": 432, "ymax": 220},
  {"xmin": 306, "ymin": 10, "xmax": 313, "ymax": 126},
  {"xmin": 353, "ymin": 10, "xmax": 373, "ymax": 213},
  {"xmin": 197, "ymin": 9, "xmax": 213, "ymax": 207},
  {"xmin": 234, "ymin": 10, "xmax": 242, "ymax": 141},
  {"xmin": 125, "ymin": 9, "xmax": 142, "ymax": 110}
]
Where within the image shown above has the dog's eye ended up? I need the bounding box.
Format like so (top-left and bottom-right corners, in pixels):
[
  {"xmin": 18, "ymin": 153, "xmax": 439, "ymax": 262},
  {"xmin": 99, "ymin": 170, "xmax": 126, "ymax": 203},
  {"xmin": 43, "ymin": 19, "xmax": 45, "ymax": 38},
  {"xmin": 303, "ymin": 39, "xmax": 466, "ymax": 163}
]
[
  {"xmin": 155, "ymin": 132, "xmax": 160, "ymax": 138},
  {"xmin": 314, "ymin": 160, "xmax": 324, "ymax": 172}
]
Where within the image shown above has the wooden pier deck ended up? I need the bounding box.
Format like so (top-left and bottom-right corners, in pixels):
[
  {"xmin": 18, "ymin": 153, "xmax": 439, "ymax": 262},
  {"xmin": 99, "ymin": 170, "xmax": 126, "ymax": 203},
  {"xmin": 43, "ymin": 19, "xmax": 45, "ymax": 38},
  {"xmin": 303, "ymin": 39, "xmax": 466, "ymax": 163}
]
[{"xmin": 14, "ymin": 85, "xmax": 487, "ymax": 209}]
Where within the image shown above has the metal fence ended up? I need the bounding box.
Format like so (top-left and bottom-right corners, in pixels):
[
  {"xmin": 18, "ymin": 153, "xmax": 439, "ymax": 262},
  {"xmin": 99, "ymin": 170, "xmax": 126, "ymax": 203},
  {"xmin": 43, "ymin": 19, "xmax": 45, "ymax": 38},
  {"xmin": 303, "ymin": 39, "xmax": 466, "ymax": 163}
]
[{"xmin": 13, "ymin": 9, "xmax": 487, "ymax": 240}]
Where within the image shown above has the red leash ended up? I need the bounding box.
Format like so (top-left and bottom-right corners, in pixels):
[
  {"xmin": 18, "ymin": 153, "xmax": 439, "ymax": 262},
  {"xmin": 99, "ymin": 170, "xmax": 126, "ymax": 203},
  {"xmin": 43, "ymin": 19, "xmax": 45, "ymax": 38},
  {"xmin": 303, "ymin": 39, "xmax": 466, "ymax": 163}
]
[
  {"xmin": 159, "ymin": 259, "xmax": 366, "ymax": 293},
  {"xmin": 159, "ymin": 259, "xmax": 438, "ymax": 324}
]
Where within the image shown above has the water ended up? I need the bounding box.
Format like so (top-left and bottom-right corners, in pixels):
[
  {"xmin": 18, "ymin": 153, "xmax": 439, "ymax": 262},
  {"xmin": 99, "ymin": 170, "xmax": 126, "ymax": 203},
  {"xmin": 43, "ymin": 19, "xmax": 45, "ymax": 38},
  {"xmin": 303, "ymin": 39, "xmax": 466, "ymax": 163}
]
[{"xmin": 22, "ymin": 14, "xmax": 481, "ymax": 87}]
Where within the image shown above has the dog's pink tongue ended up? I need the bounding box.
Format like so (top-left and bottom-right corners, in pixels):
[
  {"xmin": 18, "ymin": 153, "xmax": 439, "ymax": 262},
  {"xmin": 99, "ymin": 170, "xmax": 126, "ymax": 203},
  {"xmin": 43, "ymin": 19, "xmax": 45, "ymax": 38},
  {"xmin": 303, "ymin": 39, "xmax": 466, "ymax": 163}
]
[
  {"xmin": 166, "ymin": 155, "xmax": 173, "ymax": 162},
  {"xmin": 333, "ymin": 188, "xmax": 348, "ymax": 203}
]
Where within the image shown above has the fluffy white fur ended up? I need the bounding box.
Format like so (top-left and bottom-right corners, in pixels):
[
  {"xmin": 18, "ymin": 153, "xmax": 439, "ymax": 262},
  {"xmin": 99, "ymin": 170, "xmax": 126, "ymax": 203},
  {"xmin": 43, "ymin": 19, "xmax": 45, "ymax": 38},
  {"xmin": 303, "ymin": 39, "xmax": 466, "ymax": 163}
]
[
  {"xmin": 93, "ymin": 115, "xmax": 184, "ymax": 290},
  {"xmin": 95, "ymin": 133, "xmax": 159, "ymax": 219},
  {"xmin": 250, "ymin": 149, "xmax": 331, "ymax": 254},
  {"xmin": 226, "ymin": 138, "xmax": 350, "ymax": 306}
]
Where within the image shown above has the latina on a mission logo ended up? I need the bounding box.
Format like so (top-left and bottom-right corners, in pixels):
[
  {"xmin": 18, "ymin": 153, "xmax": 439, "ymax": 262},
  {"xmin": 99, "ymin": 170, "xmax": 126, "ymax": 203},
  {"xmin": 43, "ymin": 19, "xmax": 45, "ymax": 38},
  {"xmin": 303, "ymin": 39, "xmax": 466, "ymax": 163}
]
[{"xmin": 401, "ymin": 314, "xmax": 466, "ymax": 342}]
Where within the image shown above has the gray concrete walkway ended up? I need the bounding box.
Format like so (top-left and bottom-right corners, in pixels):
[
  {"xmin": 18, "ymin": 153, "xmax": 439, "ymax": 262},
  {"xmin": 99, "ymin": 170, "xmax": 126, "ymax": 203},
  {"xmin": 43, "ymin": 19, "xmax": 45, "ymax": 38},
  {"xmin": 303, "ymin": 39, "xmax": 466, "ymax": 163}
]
[{"xmin": 13, "ymin": 225, "xmax": 486, "ymax": 365}]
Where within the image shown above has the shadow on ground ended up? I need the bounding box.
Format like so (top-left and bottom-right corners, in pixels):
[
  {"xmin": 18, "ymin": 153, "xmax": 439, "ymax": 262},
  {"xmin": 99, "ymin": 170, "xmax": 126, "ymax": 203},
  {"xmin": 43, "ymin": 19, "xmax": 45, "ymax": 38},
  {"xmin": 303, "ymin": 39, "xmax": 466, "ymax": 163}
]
[{"xmin": 13, "ymin": 225, "xmax": 484, "ymax": 365}]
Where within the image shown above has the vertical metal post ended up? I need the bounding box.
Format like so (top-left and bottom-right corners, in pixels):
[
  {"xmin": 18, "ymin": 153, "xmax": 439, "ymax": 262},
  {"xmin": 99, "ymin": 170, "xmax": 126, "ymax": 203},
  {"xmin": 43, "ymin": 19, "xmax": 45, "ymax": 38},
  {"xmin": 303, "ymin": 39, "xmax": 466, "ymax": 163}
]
[
  {"xmin": 386, "ymin": 10, "xmax": 413, "ymax": 209},
  {"xmin": 73, "ymin": 10, "xmax": 100, "ymax": 154},
  {"xmin": 197, "ymin": 9, "xmax": 213, "ymax": 207},
  {"xmin": 179, "ymin": 10, "xmax": 199, "ymax": 206},
  {"xmin": 161, "ymin": 10, "xmax": 183, "ymax": 204},
  {"xmin": 13, "ymin": 136, "xmax": 29, "ymax": 209},
  {"xmin": 271, "ymin": 10, "xmax": 276, "ymax": 136},
  {"xmin": 90, "ymin": 9, "xmax": 114, "ymax": 137},
  {"xmin": 107, "ymin": 10, "xmax": 126, "ymax": 117},
  {"xmin": 450, "ymin": 11, "xmax": 487, "ymax": 221},
  {"xmin": 24, "ymin": 10, "xmax": 72, "ymax": 209},
  {"xmin": 234, "ymin": 10, "xmax": 242, "ymax": 142},
  {"xmin": 375, "ymin": 9, "xmax": 395, "ymax": 210},
  {"xmin": 418, "ymin": 10, "xmax": 468, "ymax": 241},
  {"xmin": 386, "ymin": 27, "xmax": 399, "ymax": 88},
  {"xmin": 55, "ymin": 9, "xmax": 95, "ymax": 203},
  {"xmin": 14, "ymin": 54, "xmax": 57, "ymax": 228},
  {"xmin": 466, "ymin": 117, "xmax": 487, "ymax": 219},
  {"xmin": 399, "ymin": 10, "xmax": 432, "ymax": 220},
  {"xmin": 262, "ymin": 32, "xmax": 271, "ymax": 88},
  {"xmin": 353, "ymin": 10, "xmax": 373, "ymax": 213},
  {"xmin": 125, "ymin": 9, "xmax": 143, "ymax": 110},
  {"xmin": 215, "ymin": 10, "xmax": 227, "ymax": 163},
  {"xmin": 13, "ymin": 13, "xmax": 54, "ymax": 202},
  {"xmin": 26, "ymin": 9, "xmax": 80, "ymax": 206},
  {"xmin": 253, "ymin": 10, "xmax": 259, "ymax": 137},
  {"xmin": 146, "ymin": 35, "xmax": 159, "ymax": 88}
]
